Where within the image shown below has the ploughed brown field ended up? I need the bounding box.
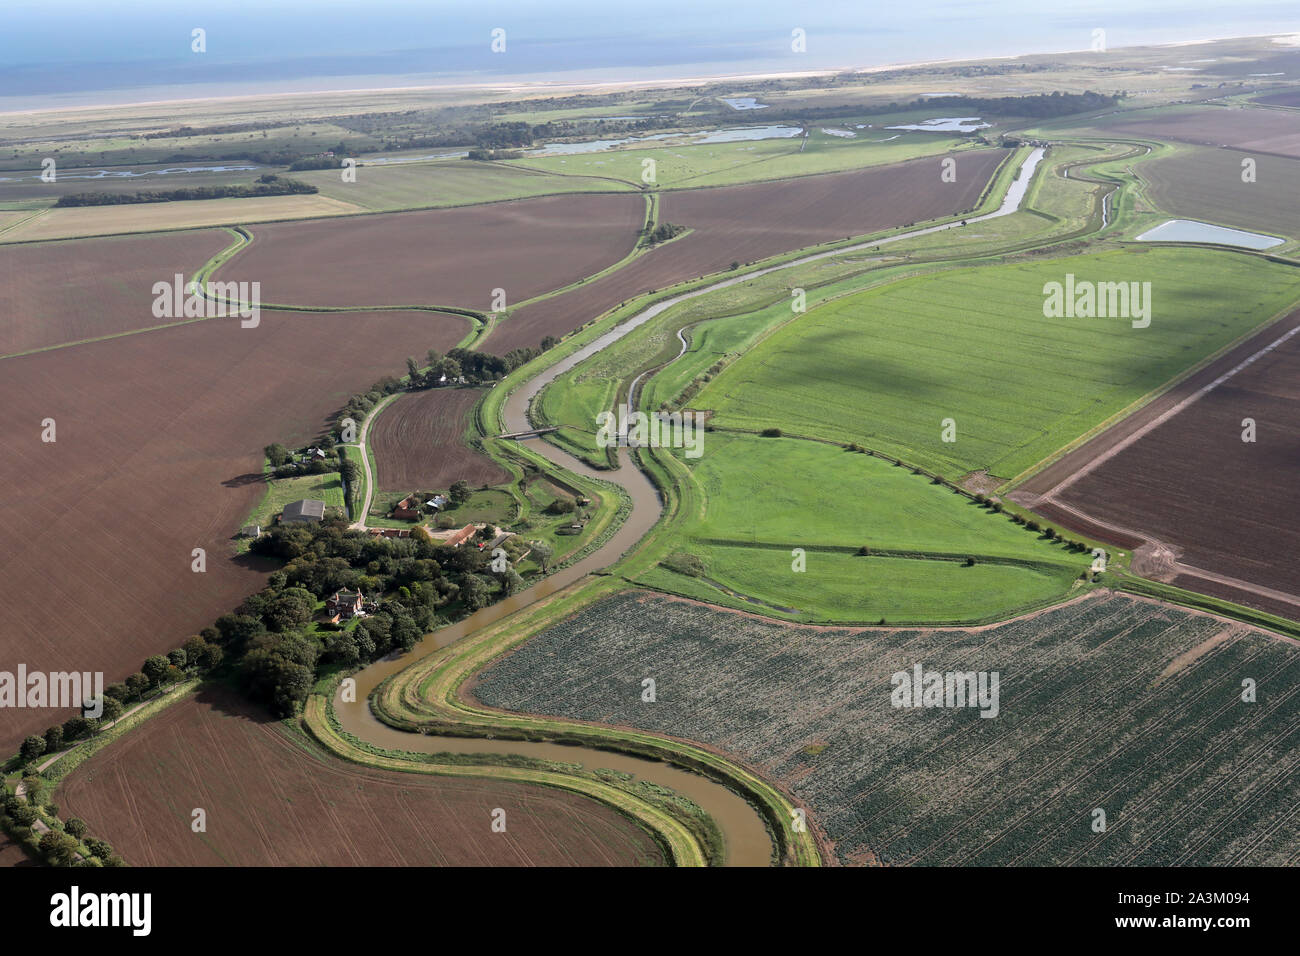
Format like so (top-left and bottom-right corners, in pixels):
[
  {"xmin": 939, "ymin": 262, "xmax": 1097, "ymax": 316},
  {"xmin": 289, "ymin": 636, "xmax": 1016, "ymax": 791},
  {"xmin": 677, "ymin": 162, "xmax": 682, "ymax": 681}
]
[
  {"xmin": 0, "ymin": 308, "xmax": 469, "ymax": 751},
  {"xmin": 1253, "ymin": 90, "xmax": 1300, "ymax": 109},
  {"xmin": 1056, "ymin": 322, "xmax": 1300, "ymax": 612},
  {"xmin": 0, "ymin": 229, "xmax": 231, "ymax": 356},
  {"xmin": 56, "ymin": 688, "xmax": 666, "ymax": 866},
  {"xmin": 1110, "ymin": 106, "xmax": 1300, "ymax": 158},
  {"xmin": 371, "ymin": 386, "xmax": 509, "ymax": 492},
  {"xmin": 488, "ymin": 149, "xmax": 1008, "ymax": 351},
  {"xmin": 212, "ymin": 192, "xmax": 645, "ymax": 309}
]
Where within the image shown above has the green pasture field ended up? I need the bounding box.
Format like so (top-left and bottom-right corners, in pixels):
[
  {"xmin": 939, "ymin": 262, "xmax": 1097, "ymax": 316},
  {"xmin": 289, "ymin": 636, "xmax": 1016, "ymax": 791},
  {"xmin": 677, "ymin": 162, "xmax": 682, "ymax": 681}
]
[
  {"xmin": 508, "ymin": 125, "xmax": 972, "ymax": 189},
  {"xmin": 536, "ymin": 141, "xmax": 1133, "ymax": 468},
  {"xmin": 631, "ymin": 431, "xmax": 1085, "ymax": 623},
  {"xmin": 296, "ymin": 158, "xmax": 633, "ymax": 211},
  {"xmin": 698, "ymin": 246, "xmax": 1300, "ymax": 481},
  {"xmin": 639, "ymin": 547, "xmax": 1078, "ymax": 624},
  {"xmin": 673, "ymin": 433, "xmax": 1088, "ymax": 560}
]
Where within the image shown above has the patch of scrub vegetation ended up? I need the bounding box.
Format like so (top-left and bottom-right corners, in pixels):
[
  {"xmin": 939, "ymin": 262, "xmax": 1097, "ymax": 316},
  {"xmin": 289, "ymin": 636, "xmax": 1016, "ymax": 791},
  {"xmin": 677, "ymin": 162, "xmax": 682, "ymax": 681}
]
[{"xmin": 698, "ymin": 246, "xmax": 1300, "ymax": 480}]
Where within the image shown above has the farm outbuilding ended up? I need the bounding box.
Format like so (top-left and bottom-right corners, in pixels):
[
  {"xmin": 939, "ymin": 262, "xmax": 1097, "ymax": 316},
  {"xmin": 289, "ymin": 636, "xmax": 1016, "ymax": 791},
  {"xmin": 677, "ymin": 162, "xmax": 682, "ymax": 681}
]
[{"xmin": 282, "ymin": 499, "xmax": 326, "ymax": 523}]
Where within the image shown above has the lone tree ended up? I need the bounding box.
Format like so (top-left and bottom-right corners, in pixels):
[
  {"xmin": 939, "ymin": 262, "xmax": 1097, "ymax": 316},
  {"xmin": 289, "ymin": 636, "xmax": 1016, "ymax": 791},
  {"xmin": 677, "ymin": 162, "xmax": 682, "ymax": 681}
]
[
  {"xmin": 449, "ymin": 480, "xmax": 472, "ymax": 505},
  {"xmin": 530, "ymin": 540, "xmax": 554, "ymax": 573}
]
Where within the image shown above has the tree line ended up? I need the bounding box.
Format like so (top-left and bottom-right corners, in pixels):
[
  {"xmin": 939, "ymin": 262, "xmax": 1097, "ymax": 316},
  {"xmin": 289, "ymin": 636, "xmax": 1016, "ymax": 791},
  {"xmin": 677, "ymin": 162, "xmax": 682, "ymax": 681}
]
[{"xmin": 55, "ymin": 175, "xmax": 317, "ymax": 206}]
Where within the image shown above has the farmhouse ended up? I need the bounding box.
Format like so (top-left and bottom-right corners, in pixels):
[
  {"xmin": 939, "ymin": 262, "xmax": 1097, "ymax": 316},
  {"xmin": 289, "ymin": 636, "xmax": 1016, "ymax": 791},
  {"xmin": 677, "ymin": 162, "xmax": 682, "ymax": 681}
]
[
  {"xmin": 426, "ymin": 494, "xmax": 450, "ymax": 512},
  {"xmin": 391, "ymin": 494, "xmax": 422, "ymax": 520},
  {"xmin": 325, "ymin": 588, "xmax": 365, "ymax": 623},
  {"xmin": 282, "ymin": 499, "xmax": 325, "ymax": 524}
]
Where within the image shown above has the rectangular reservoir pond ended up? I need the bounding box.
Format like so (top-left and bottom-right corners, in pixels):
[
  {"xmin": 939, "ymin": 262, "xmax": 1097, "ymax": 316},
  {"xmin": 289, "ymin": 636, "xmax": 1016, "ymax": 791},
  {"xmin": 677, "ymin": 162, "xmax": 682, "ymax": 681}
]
[{"xmin": 1135, "ymin": 219, "xmax": 1284, "ymax": 250}]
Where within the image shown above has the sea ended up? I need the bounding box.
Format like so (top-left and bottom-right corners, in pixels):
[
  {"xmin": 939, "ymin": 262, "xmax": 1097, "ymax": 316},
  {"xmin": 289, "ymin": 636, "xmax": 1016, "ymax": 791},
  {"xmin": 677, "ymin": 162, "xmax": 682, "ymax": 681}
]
[{"xmin": 2, "ymin": 0, "xmax": 1298, "ymax": 112}]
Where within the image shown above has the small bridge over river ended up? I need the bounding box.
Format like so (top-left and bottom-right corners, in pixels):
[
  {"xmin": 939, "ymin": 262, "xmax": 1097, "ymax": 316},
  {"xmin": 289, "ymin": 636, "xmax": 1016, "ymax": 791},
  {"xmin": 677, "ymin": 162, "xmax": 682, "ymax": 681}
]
[{"xmin": 498, "ymin": 426, "xmax": 559, "ymax": 440}]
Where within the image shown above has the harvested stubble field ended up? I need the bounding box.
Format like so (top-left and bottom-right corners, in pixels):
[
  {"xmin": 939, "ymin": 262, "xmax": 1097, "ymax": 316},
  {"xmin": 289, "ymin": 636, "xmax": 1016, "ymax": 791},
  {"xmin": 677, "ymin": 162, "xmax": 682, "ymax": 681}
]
[
  {"xmin": 1105, "ymin": 105, "xmax": 1300, "ymax": 159},
  {"xmin": 298, "ymin": 158, "xmax": 633, "ymax": 211},
  {"xmin": 1056, "ymin": 323, "xmax": 1300, "ymax": 608},
  {"xmin": 213, "ymin": 192, "xmax": 645, "ymax": 310},
  {"xmin": 489, "ymin": 149, "xmax": 1009, "ymax": 352},
  {"xmin": 1140, "ymin": 144, "xmax": 1300, "ymax": 241},
  {"xmin": 56, "ymin": 688, "xmax": 666, "ymax": 866},
  {"xmin": 697, "ymin": 246, "xmax": 1300, "ymax": 480},
  {"xmin": 1, "ymin": 195, "xmax": 364, "ymax": 243},
  {"xmin": 0, "ymin": 308, "xmax": 468, "ymax": 751},
  {"xmin": 0, "ymin": 229, "xmax": 231, "ymax": 356},
  {"xmin": 474, "ymin": 590, "xmax": 1300, "ymax": 866},
  {"xmin": 371, "ymin": 386, "xmax": 509, "ymax": 492}
]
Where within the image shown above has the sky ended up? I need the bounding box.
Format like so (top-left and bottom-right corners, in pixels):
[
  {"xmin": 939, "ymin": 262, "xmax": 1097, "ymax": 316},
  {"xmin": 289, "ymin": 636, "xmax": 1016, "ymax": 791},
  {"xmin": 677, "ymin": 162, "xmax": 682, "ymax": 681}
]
[{"xmin": 3, "ymin": 1, "xmax": 1298, "ymax": 106}]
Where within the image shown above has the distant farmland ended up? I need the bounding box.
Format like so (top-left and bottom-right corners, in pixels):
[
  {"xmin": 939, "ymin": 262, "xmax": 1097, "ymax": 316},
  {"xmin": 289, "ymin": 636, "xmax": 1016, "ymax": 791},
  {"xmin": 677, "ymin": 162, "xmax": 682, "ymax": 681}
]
[
  {"xmin": 297, "ymin": 158, "xmax": 634, "ymax": 212},
  {"xmin": 1106, "ymin": 105, "xmax": 1300, "ymax": 159},
  {"xmin": 475, "ymin": 590, "xmax": 1300, "ymax": 866},
  {"xmin": 0, "ymin": 308, "xmax": 468, "ymax": 750},
  {"xmin": 57, "ymin": 688, "xmax": 666, "ymax": 866},
  {"xmin": 1141, "ymin": 144, "xmax": 1300, "ymax": 241},
  {"xmin": 0, "ymin": 229, "xmax": 231, "ymax": 355},
  {"xmin": 371, "ymin": 386, "xmax": 509, "ymax": 492},
  {"xmin": 213, "ymin": 192, "xmax": 646, "ymax": 310},
  {"xmin": 698, "ymin": 246, "xmax": 1300, "ymax": 480},
  {"xmin": 490, "ymin": 149, "xmax": 1008, "ymax": 351}
]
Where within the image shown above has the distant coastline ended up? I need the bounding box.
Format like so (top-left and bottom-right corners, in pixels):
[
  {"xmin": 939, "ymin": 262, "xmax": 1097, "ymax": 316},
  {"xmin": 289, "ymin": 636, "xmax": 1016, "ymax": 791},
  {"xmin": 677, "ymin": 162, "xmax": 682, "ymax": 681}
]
[{"xmin": 2, "ymin": 30, "xmax": 1296, "ymax": 118}]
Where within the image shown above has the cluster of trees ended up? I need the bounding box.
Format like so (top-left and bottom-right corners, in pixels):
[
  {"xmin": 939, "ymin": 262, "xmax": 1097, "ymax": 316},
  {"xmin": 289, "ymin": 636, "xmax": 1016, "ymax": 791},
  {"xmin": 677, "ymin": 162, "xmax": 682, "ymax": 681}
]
[
  {"xmin": 1, "ymin": 785, "xmax": 124, "ymax": 867},
  {"xmin": 287, "ymin": 146, "xmax": 354, "ymax": 170},
  {"xmin": 232, "ymin": 518, "xmax": 527, "ymax": 714},
  {"xmin": 335, "ymin": 373, "xmax": 405, "ymax": 438},
  {"xmin": 265, "ymin": 438, "xmax": 340, "ymax": 478},
  {"xmin": 405, "ymin": 340, "xmax": 558, "ymax": 393},
  {"xmin": 896, "ymin": 91, "xmax": 1119, "ymax": 119},
  {"xmin": 55, "ymin": 176, "xmax": 317, "ymax": 206},
  {"xmin": 466, "ymin": 148, "xmax": 524, "ymax": 161},
  {"xmin": 645, "ymin": 222, "xmax": 686, "ymax": 245}
]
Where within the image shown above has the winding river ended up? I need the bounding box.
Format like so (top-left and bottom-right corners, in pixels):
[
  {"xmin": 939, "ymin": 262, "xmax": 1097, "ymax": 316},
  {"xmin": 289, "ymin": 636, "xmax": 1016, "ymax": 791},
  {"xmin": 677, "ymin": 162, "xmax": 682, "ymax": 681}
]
[{"xmin": 335, "ymin": 147, "xmax": 1046, "ymax": 866}]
